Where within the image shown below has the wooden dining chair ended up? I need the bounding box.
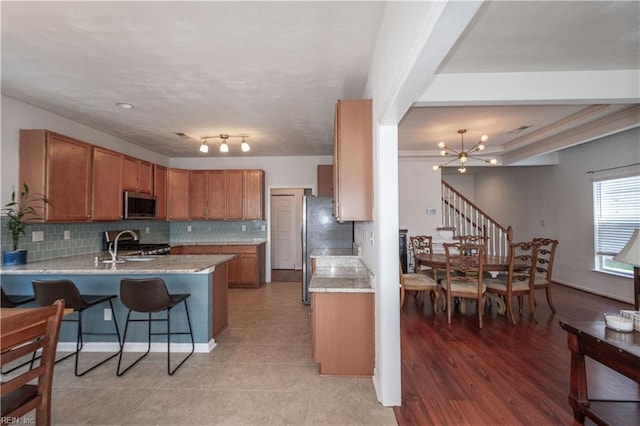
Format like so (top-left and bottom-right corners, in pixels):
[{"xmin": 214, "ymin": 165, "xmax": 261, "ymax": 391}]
[
  {"xmin": 399, "ymin": 261, "xmax": 442, "ymax": 313},
  {"xmin": 441, "ymin": 242, "xmax": 487, "ymax": 328},
  {"xmin": 532, "ymin": 238, "xmax": 559, "ymax": 313},
  {"xmin": 409, "ymin": 235, "xmax": 445, "ymax": 281},
  {"xmin": 1, "ymin": 299, "xmax": 65, "ymax": 426},
  {"xmin": 485, "ymin": 241, "xmax": 540, "ymax": 325}
]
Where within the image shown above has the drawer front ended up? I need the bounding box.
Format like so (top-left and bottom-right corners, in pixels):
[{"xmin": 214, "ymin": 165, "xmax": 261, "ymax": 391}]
[{"xmin": 221, "ymin": 245, "xmax": 257, "ymax": 254}]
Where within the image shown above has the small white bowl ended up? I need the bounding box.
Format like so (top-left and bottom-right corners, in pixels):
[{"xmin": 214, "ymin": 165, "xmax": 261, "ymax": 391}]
[{"xmin": 604, "ymin": 314, "xmax": 634, "ymax": 332}]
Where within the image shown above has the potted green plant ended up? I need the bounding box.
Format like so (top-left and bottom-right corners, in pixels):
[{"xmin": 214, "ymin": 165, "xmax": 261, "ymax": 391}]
[{"xmin": 2, "ymin": 184, "xmax": 49, "ymax": 265}]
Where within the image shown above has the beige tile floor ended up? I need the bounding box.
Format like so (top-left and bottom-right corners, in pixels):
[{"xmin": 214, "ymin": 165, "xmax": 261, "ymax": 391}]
[{"xmin": 9, "ymin": 282, "xmax": 397, "ymax": 425}]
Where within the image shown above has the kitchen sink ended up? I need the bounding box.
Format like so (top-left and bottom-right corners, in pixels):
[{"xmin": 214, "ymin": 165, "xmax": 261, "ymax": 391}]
[{"xmin": 120, "ymin": 256, "xmax": 157, "ymax": 262}]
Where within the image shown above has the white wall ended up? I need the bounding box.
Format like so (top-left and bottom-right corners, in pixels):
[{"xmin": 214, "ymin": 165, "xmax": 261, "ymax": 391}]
[
  {"xmin": 473, "ymin": 128, "xmax": 640, "ymax": 303},
  {"xmin": 398, "ymin": 158, "xmax": 443, "ymax": 240},
  {"xmin": 1, "ymin": 95, "xmax": 168, "ymax": 203}
]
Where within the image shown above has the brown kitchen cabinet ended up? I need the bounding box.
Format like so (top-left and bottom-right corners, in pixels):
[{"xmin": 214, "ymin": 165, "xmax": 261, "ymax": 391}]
[
  {"xmin": 225, "ymin": 170, "xmax": 244, "ymax": 220},
  {"xmin": 221, "ymin": 244, "xmax": 265, "ymax": 288},
  {"xmin": 176, "ymin": 245, "xmax": 222, "ymax": 255},
  {"xmin": 189, "ymin": 170, "xmax": 208, "ymax": 220},
  {"xmin": 19, "ymin": 130, "xmax": 93, "ymax": 222},
  {"xmin": 333, "ymin": 99, "xmax": 373, "ymax": 221},
  {"xmin": 92, "ymin": 147, "xmax": 123, "ymax": 221},
  {"xmin": 212, "ymin": 261, "xmax": 229, "ymax": 337},
  {"xmin": 122, "ymin": 155, "xmax": 153, "ymax": 194},
  {"xmin": 311, "ymin": 291, "xmax": 374, "ymax": 376},
  {"xmin": 207, "ymin": 170, "xmax": 226, "ymax": 220},
  {"xmin": 154, "ymin": 165, "xmax": 168, "ymax": 220},
  {"xmin": 316, "ymin": 165, "xmax": 333, "ymax": 197},
  {"xmin": 167, "ymin": 168, "xmax": 190, "ymax": 220},
  {"xmin": 243, "ymin": 169, "xmax": 265, "ymax": 220}
]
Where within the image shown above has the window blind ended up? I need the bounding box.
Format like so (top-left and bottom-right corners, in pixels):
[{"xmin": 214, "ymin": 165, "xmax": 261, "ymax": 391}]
[{"xmin": 593, "ymin": 175, "xmax": 640, "ymax": 255}]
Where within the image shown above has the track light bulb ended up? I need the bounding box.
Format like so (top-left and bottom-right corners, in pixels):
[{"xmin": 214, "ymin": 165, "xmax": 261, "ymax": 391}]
[
  {"xmin": 241, "ymin": 138, "xmax": 250, "ymax": 152},
  {"xmin": 199, "ymin": 141, "xmax": 209, "ymax": 153},
  {"xmin": 220, "ymin": 141, "xmax": 229, "ymax": 153}
]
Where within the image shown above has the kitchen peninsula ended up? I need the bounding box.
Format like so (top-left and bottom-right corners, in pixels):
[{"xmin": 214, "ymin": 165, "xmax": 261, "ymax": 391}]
[
  {"xmin": 309, "ymin": 248, "xmax": 375, "ymax": 376},
  {"xmin": 0, "ymin": 253, "xmax": 233, "ymax": 352}
]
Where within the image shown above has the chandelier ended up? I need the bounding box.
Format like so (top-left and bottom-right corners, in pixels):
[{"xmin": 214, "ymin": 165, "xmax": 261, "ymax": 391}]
[
  {"xmin": 432, "ymin": 129, "xmax": 497, "ymax": 173},
  {"xmin": 199, "ymin": 134, "xmax": 250, "ymax": 154}
]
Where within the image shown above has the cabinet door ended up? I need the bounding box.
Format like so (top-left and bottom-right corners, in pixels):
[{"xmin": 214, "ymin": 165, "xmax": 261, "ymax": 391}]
[
  {"xmin": 243, "ymin": 170, "xmax": 264, "ymax": 220},
  {"xmin": 92, "ymin": 147, "xmax": 122, "ymax": 221},
  {"xmin": 207, "ymin": 170, "xmax": 226, "ymax": 220},
  {"xmin": 334, "ymin": 99, "xmax": 373, "ymax": 221},
  {"xmin": 238, "ymin": 254, "xmax": 259, "ymax": 284},
  {"xmin": 46, "ymin": 134, "xmax": 93, "ymax": 221},
  {"xmin": 168, "ymin": 168, "xmax": 190, "ymax": 220},
  {"xmin": 138, "ymin": 161, "xmax": 153, "ymax": 193},
  {"xmin": 154, "ymin": 165, "xmax": 168, "ymax": 220},
  {"xmin": 225, "ymin": 170, "xmax": 244, "ymax": 220},
  {"xmin": 317, "ymin": 165, "xmax": 333, "ymax": 197},
  {"xmin": 122, "ymin": 156, "xmax": 140, "ymax": 192},
  {"xmin": 189, "ymin": 171, "xmax": 208, "ymax": 220},
  {"xmin": 227, "ymin": 256, "xmax": 240, "ymax": 285}
]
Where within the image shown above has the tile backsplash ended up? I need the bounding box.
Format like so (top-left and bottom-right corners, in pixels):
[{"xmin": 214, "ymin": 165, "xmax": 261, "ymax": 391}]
[{"xmin": 1, "ymin": 218, "xmax": 266, "ymax": 262}]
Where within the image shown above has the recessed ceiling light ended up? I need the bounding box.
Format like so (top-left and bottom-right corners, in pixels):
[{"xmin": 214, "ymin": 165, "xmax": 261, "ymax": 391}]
[{"xmin": 116, "ymin": 102, "xmax": 134, "ymax": 109}]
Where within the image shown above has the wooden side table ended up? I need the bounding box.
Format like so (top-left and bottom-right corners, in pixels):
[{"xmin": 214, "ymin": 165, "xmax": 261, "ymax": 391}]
[{"xmin": 559, "ymin": 320, "xmax": 640, "ymax": 425}]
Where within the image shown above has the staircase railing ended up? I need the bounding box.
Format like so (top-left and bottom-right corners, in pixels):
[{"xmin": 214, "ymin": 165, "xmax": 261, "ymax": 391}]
[{"xmin": 441, "ymin": 180, "xmax": 513, "ymax": 256}]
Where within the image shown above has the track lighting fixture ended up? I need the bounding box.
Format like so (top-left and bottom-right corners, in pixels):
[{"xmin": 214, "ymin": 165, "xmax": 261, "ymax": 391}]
[{"xmin": 196, "ymin": 134, "xmax": 250, "ymax": 154}]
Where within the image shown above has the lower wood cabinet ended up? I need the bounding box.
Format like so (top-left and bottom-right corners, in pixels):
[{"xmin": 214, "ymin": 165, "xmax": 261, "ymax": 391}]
[
  {"xmin": 311, "ymin": 291, "xmax": 374, "ymax": 376},
  {"xmin": 171, "ymin": 243, "xmax": 265, "ymax": 288},
  {"xmin": 212, "ymin": 261, "xmax": 228, "ymax": 338}
]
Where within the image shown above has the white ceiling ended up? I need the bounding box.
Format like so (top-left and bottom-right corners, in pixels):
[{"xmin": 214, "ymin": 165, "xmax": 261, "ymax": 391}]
[{"xmin": 2, "ymin": 1, "xmax": 639, "ymax": 162}]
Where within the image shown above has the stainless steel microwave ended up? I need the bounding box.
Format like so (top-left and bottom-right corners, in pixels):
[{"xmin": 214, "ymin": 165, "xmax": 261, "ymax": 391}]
[{"xmin": 123, "ymin": 191, "xmax": 157, "ymax": 219}]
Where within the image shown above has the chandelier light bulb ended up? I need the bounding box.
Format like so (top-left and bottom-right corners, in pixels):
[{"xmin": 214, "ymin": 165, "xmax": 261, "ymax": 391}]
[
  {"xmin": 459, "ymin": 154, "xmax": 468, "ymax": 163},
  {"xmin": 432, "ymin": 164, "xmax": 440, "ymax": 171},
  {"xmin": 438, "ymin": 141, "xmax": 446, "ymax": 149},
  {"xmin": 477, "ymin": 143, "xmax": 485, "ymax": 151},
  {"xmin": 480, "ymin": 134, "xmax": 488, "ymax": 142},
  {"xmin": 490, "ymin": 158, "xmax": 498, "ymax": 165},
  {"xmin": 440, "ymin": 150, "xmax": 447, "ymax": 156},
  {"xmin": 199, "ymin": 140, "xmax": 209, "ymax": 153},
  {"xmin": 458, "ymin": 166, "xmax": 466, "ymax": 173},
  {"xmin": 220, "ymin": 141, "xmax": 229, "ymax": 153}
]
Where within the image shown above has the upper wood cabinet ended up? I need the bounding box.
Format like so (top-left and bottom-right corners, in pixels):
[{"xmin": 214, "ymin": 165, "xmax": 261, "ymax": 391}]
[
  {"xmin": 225, "ymin": 170, "xmax": 244, "ymax": 220},
  {"xmin": 189, "ymin": 170, "xmax": 208, "ymax": 220},
  {"xmin": 243, "ymin": 170, "xmax": 265, "ymax": 220},
  {"xmin": 19, "ymin": 130, "xmax": 93, "ymax": 222},
  {"xmin": 333, "ymin": 99, "xmax": 373, "ymax": 221},
  {"xmin": 167, "ymin": 168, "xmax": 190, "ymax": 220},
  {"xmin": 207, "ymin": 170, "xmax": 226, "ymax": 220},
  {"xmin": 92, "ymin": 147, "xmax": 123, "ymax": 221},
  {"xmin": 317, "ymin": 165, "xmax": 333, "ymax": 197},
  {"xmin": 154, "ymin": 165, "xmax": 168, "ymax": 220},
  {"xmin": 122, "ymin": 155, "xmax": 153, "ymax": 193}
]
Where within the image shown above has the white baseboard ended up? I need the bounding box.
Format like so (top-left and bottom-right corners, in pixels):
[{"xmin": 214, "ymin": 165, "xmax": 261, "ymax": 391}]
[
  {"xmin": 554, "ymin": 280, "xmax": 633, "ymax": 304},
  {"xmin": 57, "ymin": 339, "xmax": 216, "ymax": 354}
]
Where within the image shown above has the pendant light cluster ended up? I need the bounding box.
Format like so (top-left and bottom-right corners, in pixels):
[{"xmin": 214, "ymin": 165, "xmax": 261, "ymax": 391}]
[
  {"xmin": 432, "ymin": 129, "xmax": 497, "ymax": 173},
  {"xmin": 199, "ymin": 134, "xmax": 250, "ymax": 154}
]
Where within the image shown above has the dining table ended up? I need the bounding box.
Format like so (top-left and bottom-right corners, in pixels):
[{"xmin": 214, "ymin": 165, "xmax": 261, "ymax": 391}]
[{"xmin": 414, "ymin": 252, "xmax": 514, "ymax": 315}]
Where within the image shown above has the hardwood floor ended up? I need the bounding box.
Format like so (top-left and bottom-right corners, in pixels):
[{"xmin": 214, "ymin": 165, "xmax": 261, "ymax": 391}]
[{"xmin": 394, "ymin": 284, "xmax": 640, "ymax": 425}]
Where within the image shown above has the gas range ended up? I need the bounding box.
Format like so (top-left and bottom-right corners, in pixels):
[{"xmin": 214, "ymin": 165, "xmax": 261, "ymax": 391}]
[{"xmin": 103, "ymin": 230, "xmax": 171, "ymax": 255}]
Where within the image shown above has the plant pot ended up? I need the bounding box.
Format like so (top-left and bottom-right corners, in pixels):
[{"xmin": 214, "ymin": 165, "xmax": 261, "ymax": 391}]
[{"xmin": 2, "ymin": 249, "xmax": 27, "ymax": 266}]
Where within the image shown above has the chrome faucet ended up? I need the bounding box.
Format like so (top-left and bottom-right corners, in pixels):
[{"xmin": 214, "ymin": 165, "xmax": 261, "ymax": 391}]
[{"xmin": 104, "ymin": 230, "xmax": 138, "ymax": 264}]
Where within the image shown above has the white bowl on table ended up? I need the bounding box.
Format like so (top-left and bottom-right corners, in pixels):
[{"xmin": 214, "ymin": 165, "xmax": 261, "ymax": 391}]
[{"xmin": 603, "ymin": 313, "xmax": 634, "ymax": 332}]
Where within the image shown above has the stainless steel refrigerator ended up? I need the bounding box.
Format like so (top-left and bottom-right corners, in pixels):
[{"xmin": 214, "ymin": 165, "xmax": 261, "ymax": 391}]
[{"xmin": 302, "ymin": 196, "xmax": 354, "ymax": 304}]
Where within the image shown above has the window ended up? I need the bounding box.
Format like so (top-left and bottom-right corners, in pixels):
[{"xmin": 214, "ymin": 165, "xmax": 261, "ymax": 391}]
[{"xmin": 593, "ymin": 174, "xmax": 640, "ymax": 276}]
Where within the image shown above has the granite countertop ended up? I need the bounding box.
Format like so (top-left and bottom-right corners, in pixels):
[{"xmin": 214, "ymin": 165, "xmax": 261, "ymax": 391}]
[
  {"xmin": 0, "ymin": 253, "xmax": 235, "ymax": 275},
  {"xmin": 172, "ymin": 239, "xmax": 267, "ymax": 246},
  {"xmin": 309, "ymin": 250, "xmax": 374, "ymax": 293}
]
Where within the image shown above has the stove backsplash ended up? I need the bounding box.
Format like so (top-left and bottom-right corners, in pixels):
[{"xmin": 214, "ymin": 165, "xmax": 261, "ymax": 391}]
[{"xmin": 1, "ymin": 218, "xmax": 266, "ymax": 262}]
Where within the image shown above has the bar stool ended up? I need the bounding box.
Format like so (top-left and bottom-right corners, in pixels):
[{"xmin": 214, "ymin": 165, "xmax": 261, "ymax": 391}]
[
  {"xmin": 117, "ymin": 278, "xmax": 194, "ymax": 376},
  {"xmin": 1, "ymin": 287, "xmax": 35, "ymax": 308},
  {"xmin": 32, "ymin": 279, "xmax": 122, "ymax": 376},
  {"xmin": 1, "ymin": 288, "xmax": 37, "ymax": 374}
]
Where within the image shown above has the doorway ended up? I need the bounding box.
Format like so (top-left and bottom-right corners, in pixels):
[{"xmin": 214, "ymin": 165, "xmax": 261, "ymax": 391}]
[{"xmin": 270, "ymin": 188, "xmax": 305, "ymax": 282}]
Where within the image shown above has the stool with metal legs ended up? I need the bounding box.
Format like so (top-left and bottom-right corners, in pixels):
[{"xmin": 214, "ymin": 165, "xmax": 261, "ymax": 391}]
[
  {"xmin": 32, "ymin": 279, "xmax": 122, "ymax": 376},
  {"xmin": 117, "ymin": 278, "xmax": 194, "ymax": 376},
  {"xmin": 1, "ymin": 288, "xmax": 37, "ymax": 374},
  {"xmin": 1, "ymin": 287, "xmax": 35, "ymax": 308}
]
